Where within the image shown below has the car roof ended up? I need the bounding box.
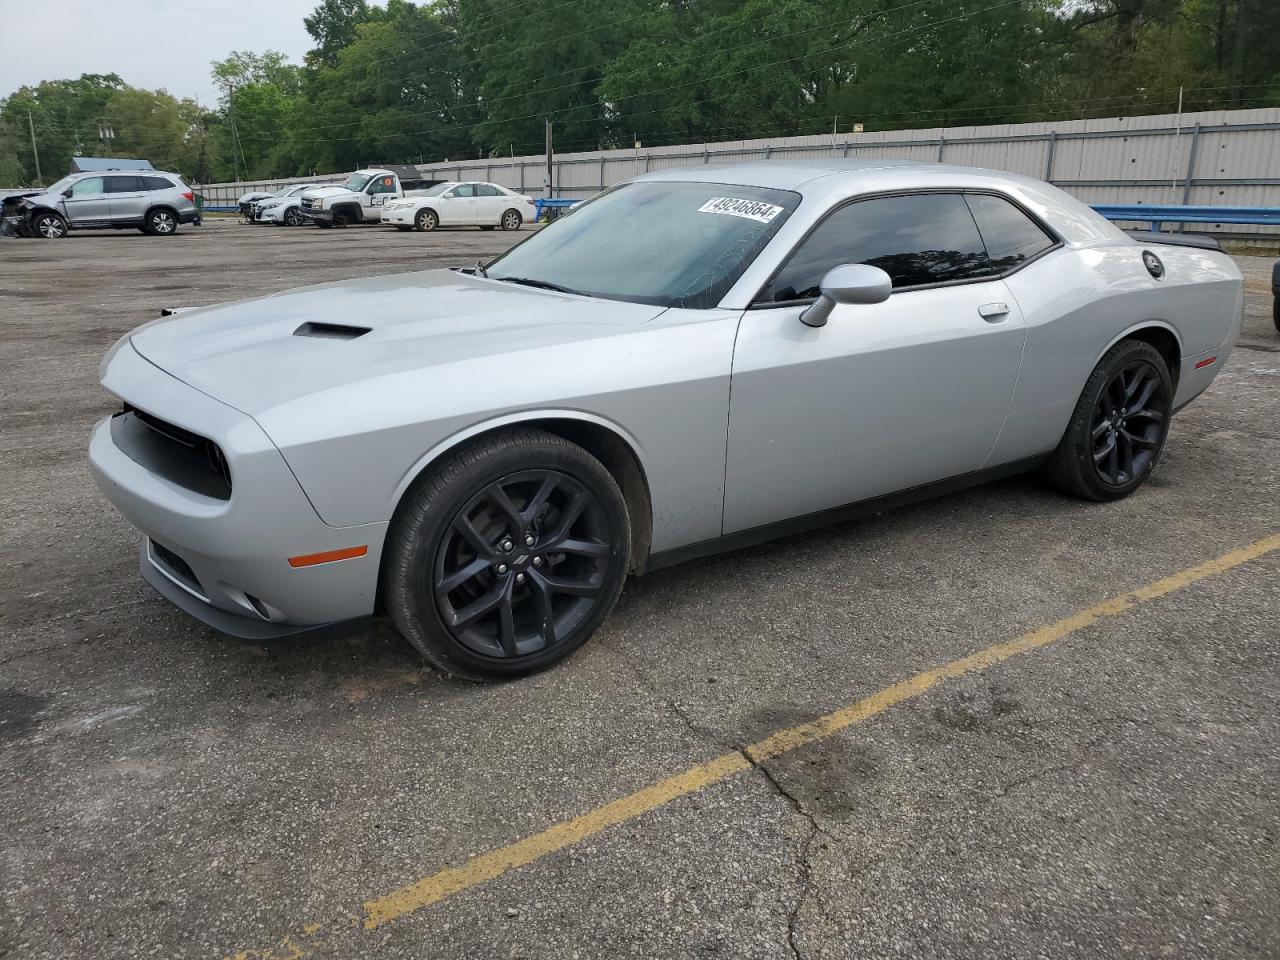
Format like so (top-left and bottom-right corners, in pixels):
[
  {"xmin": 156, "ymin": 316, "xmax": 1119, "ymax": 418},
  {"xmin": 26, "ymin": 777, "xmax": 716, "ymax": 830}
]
[{"xmin": 634, "ymin": 158, "xmax": 1125, "ymax": 246}]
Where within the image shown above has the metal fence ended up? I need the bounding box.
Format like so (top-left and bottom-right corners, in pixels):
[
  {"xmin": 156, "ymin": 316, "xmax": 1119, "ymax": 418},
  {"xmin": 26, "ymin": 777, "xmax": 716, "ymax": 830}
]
[{"xmin": 190, "ymin": 106, "xmax": 1280, "ymax": 236}]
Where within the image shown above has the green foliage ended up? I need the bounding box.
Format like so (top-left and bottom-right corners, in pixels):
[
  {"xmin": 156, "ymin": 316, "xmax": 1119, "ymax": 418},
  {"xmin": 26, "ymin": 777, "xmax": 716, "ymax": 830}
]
[{"xmin": 3, "ymin": 0, "xmax": 1277, "ymax": 186}]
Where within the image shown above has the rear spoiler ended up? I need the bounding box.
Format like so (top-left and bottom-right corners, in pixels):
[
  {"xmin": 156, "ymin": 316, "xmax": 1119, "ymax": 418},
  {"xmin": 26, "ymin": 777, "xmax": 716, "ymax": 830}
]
[{"xmin": 1125, "ymin": 230, "xmax": 1222, "ymax": 252}]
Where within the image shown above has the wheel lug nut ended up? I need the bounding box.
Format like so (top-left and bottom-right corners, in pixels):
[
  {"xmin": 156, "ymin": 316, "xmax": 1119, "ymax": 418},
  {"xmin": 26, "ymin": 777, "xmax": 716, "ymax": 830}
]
[
  {"xmin": 515, "ymin": 573, "xmax": 525, "ymax": 584},
  {"xmin": 533, "ymin": 556, "xmax": 543, "ymax": 566},
  {"xmin": 501, "ymin": 539, "xmax": 513, "ymax": 551},
  {"xmin": 524, "ymin": 535, "xmax": 535, "ymax": 546},
  {"xmin": 497, "ymin": 564, "xmax": 508, "ymax": 574}
]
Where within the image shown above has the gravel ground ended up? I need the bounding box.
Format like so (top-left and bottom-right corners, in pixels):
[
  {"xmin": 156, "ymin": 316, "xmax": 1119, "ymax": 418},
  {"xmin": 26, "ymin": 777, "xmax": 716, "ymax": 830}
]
[{"xmin": 1, "ymin": 219, "xmax": 1278, "ymax": 959}]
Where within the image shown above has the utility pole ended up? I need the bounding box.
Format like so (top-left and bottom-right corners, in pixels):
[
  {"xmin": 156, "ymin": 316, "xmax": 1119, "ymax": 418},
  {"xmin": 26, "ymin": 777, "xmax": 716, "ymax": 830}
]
[
  {"xmin": 27, "ymin": 111, "xmax": 42, "ymax": 185},
  {"xmin": 544, "ymin": 118, "xmax": 553, "ymax": 201},
  {"xmin": 228, "ymin": 83, "xmax": 241, "ymax": 182}
]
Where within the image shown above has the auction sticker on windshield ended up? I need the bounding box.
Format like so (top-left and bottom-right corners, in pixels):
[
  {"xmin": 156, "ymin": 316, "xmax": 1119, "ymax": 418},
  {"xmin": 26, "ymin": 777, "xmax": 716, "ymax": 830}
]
[{"xmin": 697, "ymin": 197, "xmax": 784, "ymax": 224}]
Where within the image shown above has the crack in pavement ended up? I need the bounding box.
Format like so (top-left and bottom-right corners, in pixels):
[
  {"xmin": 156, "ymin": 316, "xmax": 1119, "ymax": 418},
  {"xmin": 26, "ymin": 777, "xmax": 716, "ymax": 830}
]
[{"xmin": 597, "ymin": 640, "xmax": 831, "ymax": 959}]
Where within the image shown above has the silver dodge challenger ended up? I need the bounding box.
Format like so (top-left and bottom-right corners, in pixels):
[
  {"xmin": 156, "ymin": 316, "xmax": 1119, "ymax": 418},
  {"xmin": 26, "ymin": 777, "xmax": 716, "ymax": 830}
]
[{"xmin": 89, "ymin": 160, "xmax": 1243, "ymax": 679}]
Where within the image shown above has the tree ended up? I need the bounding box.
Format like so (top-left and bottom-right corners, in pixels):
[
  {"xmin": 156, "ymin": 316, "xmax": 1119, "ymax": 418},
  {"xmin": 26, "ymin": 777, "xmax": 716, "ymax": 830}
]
[{"xmin": 304, "ymin": 0, "xmax": 375, "ymax": 67}]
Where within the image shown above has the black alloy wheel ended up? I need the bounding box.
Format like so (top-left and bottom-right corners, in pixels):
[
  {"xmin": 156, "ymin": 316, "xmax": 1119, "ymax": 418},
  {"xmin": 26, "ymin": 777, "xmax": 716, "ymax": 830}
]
[
  {"xmin": 385, "ymin": 429, "xmax": 630, "ymax": 680},
  {"xmin": 434, "ymin": 470, "xmax": 611, "ymax": 660},
  {"xmin": 1046, "ymin": 339, "xmax": 1172, "ymax": 501},
  {"xmin": 1090, "ymin": 360, "xmax": 1168, "ymax": 487},
  {"xmin": 284, "ymin": 207, "xmax": 303, "ymax": 226}
]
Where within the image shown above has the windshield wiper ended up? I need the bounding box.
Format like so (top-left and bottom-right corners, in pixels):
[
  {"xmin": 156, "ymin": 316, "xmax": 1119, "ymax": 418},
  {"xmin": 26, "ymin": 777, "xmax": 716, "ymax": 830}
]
[{"xmin": 494, "ymin": 276, "xmax": 582, "ymax": 296}]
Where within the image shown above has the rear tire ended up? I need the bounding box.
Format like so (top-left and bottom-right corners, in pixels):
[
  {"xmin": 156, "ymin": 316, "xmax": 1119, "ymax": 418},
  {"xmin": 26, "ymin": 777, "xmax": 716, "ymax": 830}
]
[
  {"xmin": 1045, "ymin": 339, "xmax": 1173, "ymax": 501},
  {"xmin": 1273, "ymin": 296, "xmax": 1279, "ymax": 333},
  {"xmin": 415, "ymin": 208, "xmax": 438, "ymax": 232},
  {"xmin": 384, "ymin": 429, "xmax": 630, "ymax": 680},
  {"xmin": 145, "ymin": 208, "xmax": 178, "ymax": 236}
]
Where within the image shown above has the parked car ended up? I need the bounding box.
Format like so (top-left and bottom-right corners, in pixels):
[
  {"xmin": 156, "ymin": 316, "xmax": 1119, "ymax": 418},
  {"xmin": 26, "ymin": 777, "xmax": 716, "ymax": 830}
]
[
  {"xmin": 382, "ymin": 181, "xmax": 538, "ymax": 231},
  {"xmin": 237, "ymin": 189, "xmax": 277, "ymax": 218},
  {"xmin": 252, "ymin": 184, "xmax": 314, "ymax": 226},
  {"xmin": 7, "ymin": 170, "xmax": 199, "ymax": 238},
  {"xmin": 89, "ymin": 160, "xmax": 1242, "ymax": 679},
  {"xmin": 298, "ymin": 167, "xmax": 446, "ymax": 226}
]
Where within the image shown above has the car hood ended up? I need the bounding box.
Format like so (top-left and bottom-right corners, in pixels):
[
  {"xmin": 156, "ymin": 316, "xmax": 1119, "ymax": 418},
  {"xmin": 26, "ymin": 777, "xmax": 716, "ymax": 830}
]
[
  {"xmin": 238, "ymin": 191, "xmax": 274, "ymax": 203},
  {"xmin": 301, "ymin": 186, "xmax": 356, "ymax": 200},
  {"xmin": 128, "ymin": 269, "xmax": 665, "ymax": 416}
]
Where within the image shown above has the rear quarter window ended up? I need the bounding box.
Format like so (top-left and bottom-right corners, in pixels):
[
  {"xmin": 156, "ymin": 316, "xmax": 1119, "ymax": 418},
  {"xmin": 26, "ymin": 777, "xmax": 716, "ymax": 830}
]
[{"xmin": 964, "ymin": 193, "xmax": 1056, "ymax": 271}]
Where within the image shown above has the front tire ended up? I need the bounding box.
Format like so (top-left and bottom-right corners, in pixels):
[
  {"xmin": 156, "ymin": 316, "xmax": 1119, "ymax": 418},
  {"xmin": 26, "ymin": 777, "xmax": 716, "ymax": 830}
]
[
  {"xmin": 500, "ymin": 208, "xmax": 522, "ymax": 231},
  {"xmin": 415, "ymin": 208, "xmax": 438, "ymax": 232},
  {"xmin": 145, "ymin": 208, "xmax": 178, "ymax": 236},
  {"xmin": 1045, "ymin": 339, "xmax": 1172, "ymax": 501},
  {"xmin": 384, "ymin": 429, "xmax": 630, "ymax": 680},
  {"xmin": 284, "ymin": 208, "xmax": 303, "ymax": 227},
  {"xmin": 33, "ymin": 211, "xmax": 68, "ymax": 239}
]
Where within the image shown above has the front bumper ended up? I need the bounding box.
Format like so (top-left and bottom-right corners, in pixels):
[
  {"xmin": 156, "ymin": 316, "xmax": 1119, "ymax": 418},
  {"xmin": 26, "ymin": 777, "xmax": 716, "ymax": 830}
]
[
  {"xmin": 383, "ymin": 208, "xmax": 414, "ymax": 225},
  {"xmin": 300, "ymin": 204, "xmax": 332, "ymax": 222},
  {"xmin": 89, "ymin": 341, "xmax": 387, "ymax": 636}
]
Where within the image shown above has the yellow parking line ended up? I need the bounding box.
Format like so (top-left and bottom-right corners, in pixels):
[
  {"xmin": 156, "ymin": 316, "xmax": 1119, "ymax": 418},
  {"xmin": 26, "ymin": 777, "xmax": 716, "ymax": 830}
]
[{"xmin": 229, "ymin": 532, "xmax": 1280, "ymax": 955}]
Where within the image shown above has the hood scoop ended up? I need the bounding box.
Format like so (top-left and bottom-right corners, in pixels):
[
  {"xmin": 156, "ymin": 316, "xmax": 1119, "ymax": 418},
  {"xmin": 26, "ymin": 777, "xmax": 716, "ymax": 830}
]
[{"xmin": 293, "ymin": 321, "xmax": 371, "ymax": 340}]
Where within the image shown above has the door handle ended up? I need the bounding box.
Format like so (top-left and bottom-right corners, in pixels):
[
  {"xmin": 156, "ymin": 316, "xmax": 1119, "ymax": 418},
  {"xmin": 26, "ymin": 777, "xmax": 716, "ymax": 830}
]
[{"xmin": 978, "ymin": 302, "xmax": 1010, "ymax": 321}]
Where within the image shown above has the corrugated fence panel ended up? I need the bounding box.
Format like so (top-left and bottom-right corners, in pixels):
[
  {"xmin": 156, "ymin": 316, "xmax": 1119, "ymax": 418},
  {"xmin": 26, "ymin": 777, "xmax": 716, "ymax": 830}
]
[{"xmin": 182, "ymin": 107, "xmax": 1280, "ymax": 234}]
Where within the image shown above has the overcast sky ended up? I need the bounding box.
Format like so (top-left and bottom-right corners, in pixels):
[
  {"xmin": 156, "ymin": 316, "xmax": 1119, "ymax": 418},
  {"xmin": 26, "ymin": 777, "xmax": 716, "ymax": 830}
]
[{"xmin": 0, "ymin": 0, "xmax": 318, "ymax": 106}]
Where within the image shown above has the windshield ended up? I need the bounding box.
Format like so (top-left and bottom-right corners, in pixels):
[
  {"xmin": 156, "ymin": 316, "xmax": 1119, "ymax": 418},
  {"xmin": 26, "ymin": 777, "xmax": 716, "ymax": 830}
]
[
  {"xmin": 273, "ymin": 185, "xmax": 299, "ymax": 197},
  {"xmin": 420, "ymin": 182, "xmax": 455, "ymax": 197},
  {"xmin": 45, "ymin": 175, "xmax": 77, "ymax": 195},
  {"xmin": 486, "ymin": 181, "xmax": 799, "ymax": 309},
  {"xmin": 342, "ymin": 173, "xmax": 373, "ymax": 191}
]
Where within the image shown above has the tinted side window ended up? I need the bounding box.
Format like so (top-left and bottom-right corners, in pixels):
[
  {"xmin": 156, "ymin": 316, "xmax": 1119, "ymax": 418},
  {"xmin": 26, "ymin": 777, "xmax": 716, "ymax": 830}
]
[
  {"xmin": 477, "ymin": 184, "xmax": 503, "ymax": 197},
  {"xmin": 766, "ymin": 193, "xmax": 991, "ymax": 300},
  {"xmin": 367, "ymin": 176, "xmax": 396, "ymax": 194},
  {"xmin": 965, "ymin": 193, "xmax": 1055, "ymax": 271},
  {"xmin": 69, "ymin": 177, "xmax": 105, "ymax": 197},
  {"xmin": 105, "ymin": 176, "xmax": 141, "ymax": 193},
  {"xmin": 142, "ymin": 176, "xmax": 175, "ymax": 190}
]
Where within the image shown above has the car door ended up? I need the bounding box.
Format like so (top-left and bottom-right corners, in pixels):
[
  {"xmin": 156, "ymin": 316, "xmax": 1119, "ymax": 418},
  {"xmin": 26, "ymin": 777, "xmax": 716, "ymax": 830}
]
[
  {"xmin": 439, "ymin": 183, "xmax": 478, "ymax": 224},
  {"xmin": 723, "ymin": 191, "xmax": 1028, "ymax": 534},
  {"xmin": 105, "ymin": 175, "xmax": 148, "ymax": 225},
  {"xmin": 365, "ymin": 174, "xmax": 398, "ymax": 216},
  {"xmin": 475, "ymin": 184, "xmax": 507, "ymax": 224},
  {"xmin": 61, "ymin": 176, "xmax": 110, "ymax": 226}
]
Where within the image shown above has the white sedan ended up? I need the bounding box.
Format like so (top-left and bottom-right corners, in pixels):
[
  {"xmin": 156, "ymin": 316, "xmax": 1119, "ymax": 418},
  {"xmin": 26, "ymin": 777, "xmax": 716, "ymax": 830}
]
[{"xmin": 383, "ymin": 182, "xmax": 538, "ymax": 232}]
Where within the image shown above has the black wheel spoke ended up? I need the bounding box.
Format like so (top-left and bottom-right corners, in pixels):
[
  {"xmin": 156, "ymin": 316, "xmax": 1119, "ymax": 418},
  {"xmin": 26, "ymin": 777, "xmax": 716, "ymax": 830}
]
[
  {"xmin": 1127, "ymin": 407, "xmax": 1164, "ymax": 424},
  {"xmin": 1091, "ymin": 417, "xmax": 1111, "ymax": 440},
  {"xmin": 1093, "ymin": 433, "xmax": 1116, "ymax": 464},
  {"xmin": 1121, "ymin": 428, "xmax": 1158, "ymax": 450},
  {"xmin": 496, "ymin": 583, "xmax": 518, "ymax": 657},
  {"xmin": 527, "ymin": 574, "xmax": 557, "ymax": 648},
  {"xmin": 485, "ymin": 484, "xmax": 524, "ymax": 531},
  {"xmin": 531, "ymin": 568, "xmax": 600, "ymax": 598},
  {"xmin": 545, "ymin": 487, "xmax": 587, "ymax": 543},
  {"xmin": 1117, "ymin": 430, "xmax": 1134, "ymax": 479},
  {"xmin": 448, "ymin": 577, "xmax": 509, "ymax": 628},
  {"xmin": 436, "ymin": 556, "xmax": 490, "ymax": 596},
  {"xmin": 453, "ymin": 513, "xmax": 495, "ymax": 559},
  {"xmin": 522, "ymin": 474, "xmax": 558, "ymax": 525},
  {"xmin": 551, "ymin": 537, "xmax": 610, "ymax": 558},
  {"xmin": 1129, "ymin": 376, "xmax": 1157, "ymax": 411}
]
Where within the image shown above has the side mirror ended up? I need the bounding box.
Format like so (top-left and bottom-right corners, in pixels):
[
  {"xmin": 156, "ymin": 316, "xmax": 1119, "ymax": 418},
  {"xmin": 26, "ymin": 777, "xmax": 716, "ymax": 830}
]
[
  {"xmin": 62, "ymin": 188, "xmax": 74, "ymax": 198},
  {"xmin": 799, "ymin": 264, "xmax": 892, "ymax": 328}
]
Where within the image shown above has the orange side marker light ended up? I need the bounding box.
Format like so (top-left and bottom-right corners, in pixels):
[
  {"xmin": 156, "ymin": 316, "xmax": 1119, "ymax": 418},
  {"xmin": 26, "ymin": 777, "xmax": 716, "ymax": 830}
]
[{"xmin": 288, "ymin": 546, "xmax": 368, "ymax": 568}]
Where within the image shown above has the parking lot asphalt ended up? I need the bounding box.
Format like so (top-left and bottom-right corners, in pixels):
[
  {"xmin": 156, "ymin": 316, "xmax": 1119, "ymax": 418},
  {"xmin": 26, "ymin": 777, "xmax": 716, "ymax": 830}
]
[{"xmin": 2, "ymin": 220, "xmax": 1279, "ymax": 960}]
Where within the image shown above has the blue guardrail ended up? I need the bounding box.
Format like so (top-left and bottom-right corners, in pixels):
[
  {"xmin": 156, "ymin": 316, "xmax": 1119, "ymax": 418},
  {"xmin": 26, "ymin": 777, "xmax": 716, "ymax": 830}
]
[{"xmin": 1091, "ymin": 204, "xmax": 1280, "ymax": 232}]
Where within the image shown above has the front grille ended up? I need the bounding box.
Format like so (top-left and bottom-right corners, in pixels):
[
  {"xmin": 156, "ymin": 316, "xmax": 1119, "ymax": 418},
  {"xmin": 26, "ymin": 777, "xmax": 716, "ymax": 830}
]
[
  {"xmin": 111, "ymin": 406, "xmax": 232, "ymax": 500},
  {"xmin": 238, "ymin": 201, "xmax": 253, "ymax": 217},
  {"xmin": 149, "ymin": 540, "xmax": 203, "ymax": 595}
]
